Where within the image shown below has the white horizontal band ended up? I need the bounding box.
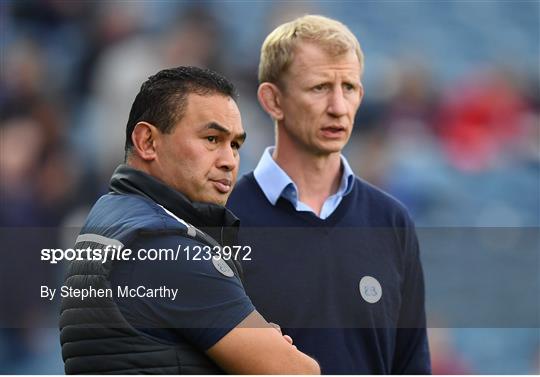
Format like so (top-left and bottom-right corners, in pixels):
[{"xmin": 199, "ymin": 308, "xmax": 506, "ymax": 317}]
[{"xmin": 75, "ymin": 233, "xmax": 124, "ymax": 249}]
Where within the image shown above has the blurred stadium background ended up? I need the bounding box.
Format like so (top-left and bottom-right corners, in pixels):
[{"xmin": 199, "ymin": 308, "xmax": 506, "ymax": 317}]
[{"xmin": 0, "ymin": 0, "xmax": 538, "ymax": 374}]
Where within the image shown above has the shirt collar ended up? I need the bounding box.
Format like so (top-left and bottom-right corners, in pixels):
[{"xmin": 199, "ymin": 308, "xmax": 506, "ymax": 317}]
[
  {"xmin": 253, "ymin": 146, "xmax": 355, "ymax": 206},
  {"xmin": 338, "ymin": 155, "xmax": 355, "ymax": 197}
]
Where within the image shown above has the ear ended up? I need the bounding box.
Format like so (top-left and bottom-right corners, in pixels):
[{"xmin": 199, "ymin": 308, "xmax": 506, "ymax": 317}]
[
  {"xmin": 257, "ymin": 82, "xmax": 284, "ymax": 121},
  {"xmin": 131, "ymin": 121, "xmax": 158, "ymax": 161}
]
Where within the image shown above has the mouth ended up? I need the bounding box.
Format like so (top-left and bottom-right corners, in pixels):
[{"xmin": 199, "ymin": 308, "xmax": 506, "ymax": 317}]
[
  {"xmin": 210, "ymin": 178, "xmax": 232, "ymax": 194},
  {"xmin": 320, "ymin": 125, "xmax": 346, "ymax": 138}
]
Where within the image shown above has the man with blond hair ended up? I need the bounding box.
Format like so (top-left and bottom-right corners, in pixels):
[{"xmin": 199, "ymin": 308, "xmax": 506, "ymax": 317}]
[{"xmin": 227, "ymin": 15, "xmax": 431, "ymax": 373}]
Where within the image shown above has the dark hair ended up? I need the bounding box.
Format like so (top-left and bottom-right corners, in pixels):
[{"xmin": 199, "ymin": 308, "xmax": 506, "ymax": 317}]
[{"xmin": 124, "ymin": 66, "xmax": 238, "ymax": 159}]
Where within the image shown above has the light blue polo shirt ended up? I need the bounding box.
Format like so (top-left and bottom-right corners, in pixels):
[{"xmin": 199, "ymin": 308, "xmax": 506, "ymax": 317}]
[{"xmin": 253, "ymin": 147, "xmax": 355, "ymax": 219}]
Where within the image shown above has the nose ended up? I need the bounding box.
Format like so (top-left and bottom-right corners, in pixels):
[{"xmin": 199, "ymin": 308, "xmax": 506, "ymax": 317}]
[
  {"xmin": 216, "ymin": 145, "xmax": 238, "ymax": 172},
  {"xmin": 327, "ymin": 86, "xmax": 348, "ymax": 117}
]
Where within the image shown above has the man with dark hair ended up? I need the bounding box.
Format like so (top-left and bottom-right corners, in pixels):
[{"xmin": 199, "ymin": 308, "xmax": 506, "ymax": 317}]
[
  {"xmin": 123, "ymin": 67, "xmax": 238, "ymax": 160},
  {"xmin": 59, "ymin": 66, "xmax": 320, "ymax": 374}
]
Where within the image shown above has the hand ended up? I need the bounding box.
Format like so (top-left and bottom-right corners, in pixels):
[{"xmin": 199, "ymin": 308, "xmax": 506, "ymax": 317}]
[{"xmin": 269, "ymin": 322, "xmax": 296, "ymax": 347}]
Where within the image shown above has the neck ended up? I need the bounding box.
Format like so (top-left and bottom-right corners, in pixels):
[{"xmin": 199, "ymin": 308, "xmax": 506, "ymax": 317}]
[
  {"xmin": 110, "ymin": 164, "xmax": 240, "ymax": 246},
  {"xmin": 273, "ymin": 142, "xmax": 342, "ymax": 216},
  {"xmin": 125, "ymin": 156, "xmax": 151, "ymax": 176}
]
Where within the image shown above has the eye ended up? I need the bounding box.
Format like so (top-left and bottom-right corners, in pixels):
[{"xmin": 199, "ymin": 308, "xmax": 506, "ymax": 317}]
[
  {"xmin": 231, "ymin": 141, "xmax": 241, "ymax": 150},
  {"xmin": 207, "ymin": 136, "xmax": 218, "ymax": 143},
  {"xmin": 312, "ymin": 84, "xmax": 326, "ymax": 92},
  {"xmin": 343, "ymin": 83, "xmax": 356, "ymax": 91}
]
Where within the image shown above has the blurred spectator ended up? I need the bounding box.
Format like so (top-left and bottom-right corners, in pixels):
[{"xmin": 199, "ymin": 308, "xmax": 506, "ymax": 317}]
[
  {"xmin": 81, "ymin": 3, "xmax": 230, "ymax": 182},
  {"xmin": 435, "ymin": 70, "xmax": 531, "ymax": 172},
  {"xmin": 428, "ymin": 327, "xmax": 473, "ymax": 374}
]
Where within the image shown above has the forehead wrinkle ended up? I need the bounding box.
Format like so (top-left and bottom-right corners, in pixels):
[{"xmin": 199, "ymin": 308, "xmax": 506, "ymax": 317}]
[
  {"xmin": 308, "ymin": 68, "xmax": 360, "ymax": 79},
  {"xmin": 288, "ymin": 44, "xmax": 360, "ymax": 80},
  {"xmin": 290, "ymin": 60, "xmax": 360, "ymax": 82}
]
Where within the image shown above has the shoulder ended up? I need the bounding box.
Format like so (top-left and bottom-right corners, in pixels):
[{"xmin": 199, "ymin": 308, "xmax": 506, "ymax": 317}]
[
  {"xmin": 352, "ymin": 176, "xmax": 415, "ymax": 227},
  {"xmin": 83, "ymin": 193, "xmax": 194, "ymax": 244}
]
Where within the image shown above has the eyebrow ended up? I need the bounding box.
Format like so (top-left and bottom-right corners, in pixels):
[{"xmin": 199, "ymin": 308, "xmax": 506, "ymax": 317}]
[{"xmin": 203, "ymin": 122, "xmax": 247, "ymax": 142}]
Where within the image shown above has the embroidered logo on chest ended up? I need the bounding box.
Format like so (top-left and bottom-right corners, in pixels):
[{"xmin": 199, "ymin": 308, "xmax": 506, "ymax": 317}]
[{"xmin": 359, "ymin": 276, "xmax": 382, "ymax": 303}]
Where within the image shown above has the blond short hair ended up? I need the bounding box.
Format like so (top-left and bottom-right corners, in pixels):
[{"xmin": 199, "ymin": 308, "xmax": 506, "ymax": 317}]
[{"xmin": 258, "ymin": 14, "xmax": 364, "ymax": 84}]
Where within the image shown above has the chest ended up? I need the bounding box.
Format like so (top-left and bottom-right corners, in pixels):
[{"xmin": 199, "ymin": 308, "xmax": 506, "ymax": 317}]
[{"xmin": 239, "ymin": 226, "xmax": 404, "ymax": 328}]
